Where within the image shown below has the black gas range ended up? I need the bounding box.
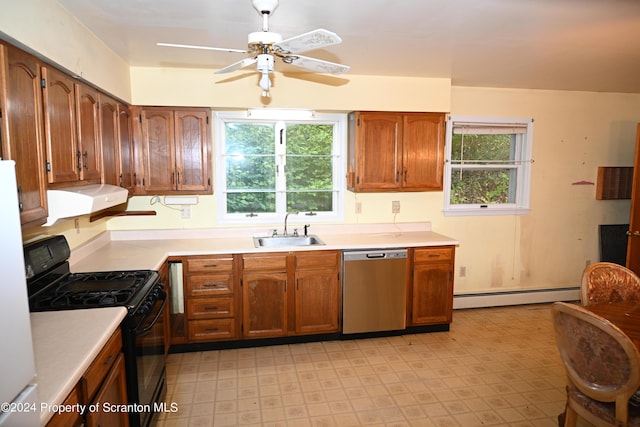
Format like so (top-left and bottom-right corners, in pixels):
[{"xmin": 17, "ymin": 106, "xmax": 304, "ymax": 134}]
[{"xmin": 24, "ymin": 235, "xmax": 166, "ymax": 427}]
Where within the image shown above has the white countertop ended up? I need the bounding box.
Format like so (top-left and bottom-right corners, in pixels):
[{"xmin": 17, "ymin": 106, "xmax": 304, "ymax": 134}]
[
  {"xmin": 70, "ymin": 222, "xmax": 459, "ymax": 272},
  {"xmin": 31, "ymin": 307, "xmax": 127, "ymax": 425}
]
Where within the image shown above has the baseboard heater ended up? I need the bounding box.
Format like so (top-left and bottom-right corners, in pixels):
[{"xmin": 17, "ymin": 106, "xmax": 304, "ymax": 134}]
[{"xmin": 453, "ymin": 286, "xmax": 580, "ymax": 310}]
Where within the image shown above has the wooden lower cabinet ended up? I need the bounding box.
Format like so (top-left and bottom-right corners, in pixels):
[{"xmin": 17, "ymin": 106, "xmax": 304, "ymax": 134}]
[
  {"xmin": 84, "ymin": 353, "xmax": 129, "ymax": 427},
  {"xmin": 45, "ymin": 384, "xmax": 82, "ymax": 427},
  {"xmin": 241, "ymin": 251, "xmax": 342, "ymax": 339},
  {"xmin": 242, "ymin": 253, "xmax": 288, "ymax": 339},
  {"xmin": 184, "ymin": 255, "xmax": 238, "ymax": 342},
  {"xmin": 46, "ymin": 328, "xmax": 128, "ymax": 427},
  {"xmin": 408, "ymin": 246, "xmax": 455, "ymax": 326},
  {"xmin": 294, "ymin": 251, "xmax": 341, "ymax": 334}
]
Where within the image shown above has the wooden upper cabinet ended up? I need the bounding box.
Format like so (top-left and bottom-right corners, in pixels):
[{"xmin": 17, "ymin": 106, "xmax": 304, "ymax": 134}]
[
  {"xmin": 117, "ymin": 104, "xmax": 135, "ymax": 193},
  {"xmin": 175, "ymin": 110, "xmax": 210, "ymax": 192},
  {"xmin": 135, "ymin": 107, "xmax": 211, "ymax": 195},
  {"xmin": 0, "ymin": 43, "xmax": 48, "ymax": 226},
  {"xmin": 402, "ymin": 113, "xmax": 445, "ymax": 190},
  {"xmin": 139, "ymin": 108, "xmax": 175, "ymax": 193},
  {"xmin": 347, "ymin": 111, "xmax": 446, "ymax": 192},
  {"xmin": 75, "ymin": 84, "xmax": 101, "ymax": 183},
  {"xmin": 350, "ymin": 112, "xmax": 401, "ymax": 191},
  {"xmin": 42, "ymin": 66, "xmax": 79, "ymax": 183},
  {"xmin": 42, "ymin": 70, "xmax": 102, "ymax": 186},
  {"xmin": 98, "ymin": 94, "xmax": 119, "ymax": 186}
]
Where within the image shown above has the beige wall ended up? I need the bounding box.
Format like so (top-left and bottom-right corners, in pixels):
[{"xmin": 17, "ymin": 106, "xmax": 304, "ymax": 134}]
[
  {"xmin": 7, "ymin": 0, "xmax": 640, "ymax": 295},
  {"xmin": 0, "ymin": 0, "xmax": 131, "ymax": 101}
]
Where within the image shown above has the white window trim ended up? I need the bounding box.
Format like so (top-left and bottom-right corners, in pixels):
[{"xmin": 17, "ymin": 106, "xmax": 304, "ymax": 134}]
[
  {"xmin": 214, "ymin": 110, "xmax": 346, "ymax": 225},
  {"xmin": 443, "ymin": 115, "xmax": 534, "ymax": 217}
]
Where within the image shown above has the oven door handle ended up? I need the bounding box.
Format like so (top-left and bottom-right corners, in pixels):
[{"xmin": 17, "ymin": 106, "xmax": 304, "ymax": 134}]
[{"xmin": 134, "ymin": 293, "xmax": 167, "ymax": 335}]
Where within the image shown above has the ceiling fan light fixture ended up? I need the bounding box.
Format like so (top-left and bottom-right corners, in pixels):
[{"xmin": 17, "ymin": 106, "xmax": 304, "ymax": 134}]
[{"xmin": 259, "ymin": 71, "xmax": 271, "ymax": 96}]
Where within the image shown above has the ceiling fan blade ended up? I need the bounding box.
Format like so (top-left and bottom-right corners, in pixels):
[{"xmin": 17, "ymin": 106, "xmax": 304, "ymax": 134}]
[
  {"xmin": 214, "ymin": 57, "xmax": 258, "ymax": 74},
  {"xmin": 274, "ymin": 29, "xmax": 342, "ymax": 54},
  {"xmin": 284, "ymin": 55, "xmax": 350, "ymax": 75},
  {"xmin": 157, "ymin": 42, "xmax": 247, "ymax": 54}
]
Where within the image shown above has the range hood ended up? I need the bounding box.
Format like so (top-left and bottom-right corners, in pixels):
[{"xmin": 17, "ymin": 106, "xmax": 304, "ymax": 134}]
[{"xmin": 44, "ymin": 184, "xmax": 129, "ymax": 226}]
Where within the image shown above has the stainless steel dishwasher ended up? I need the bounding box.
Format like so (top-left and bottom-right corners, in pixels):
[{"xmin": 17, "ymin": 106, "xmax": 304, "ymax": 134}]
[{"xmin": 342, "ymin": 249, "xmax": 408, "ymax": 334}]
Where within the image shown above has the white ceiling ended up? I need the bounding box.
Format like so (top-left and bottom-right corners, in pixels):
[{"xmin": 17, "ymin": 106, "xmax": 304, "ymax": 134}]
[{"xmin": 57, "ymin": 0, "xmax": 640, "ymax": 93}]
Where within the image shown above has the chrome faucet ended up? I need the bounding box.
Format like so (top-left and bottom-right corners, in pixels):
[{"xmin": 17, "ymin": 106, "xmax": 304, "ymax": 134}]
[{"xmin": 283, "ymin": 211, "xmax": 299, "ymax": 236}]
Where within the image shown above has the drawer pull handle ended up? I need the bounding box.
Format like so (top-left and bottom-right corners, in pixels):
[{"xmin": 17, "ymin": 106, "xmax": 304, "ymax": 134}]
[
  {"xmin": 204, "ymin": 306, "xmax": 219, "ymax": 311},
  {"xmin": 204, "ymin": 328, "xmax": 219, "ymax": 332},
  {"xmin": 203, "ymin": 264, "xmax": 218, "ymax": 268},
  {"xmin": 203, "ymin": 283, "xmax": 222, "ymax": 288},
  {"xmin": 104, "ymin": 353, "xmax": 116, "ymax": 366}
]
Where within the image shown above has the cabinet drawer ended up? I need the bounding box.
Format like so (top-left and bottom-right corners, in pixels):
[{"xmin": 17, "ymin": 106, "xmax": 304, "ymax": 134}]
[
  {"xmin": 243, "ymin": 254, "xmax": 287, "ymax": 271},
  {"xmin": 186, "ymin": 256, "xmax": 233, "ymax": 273},
  {"xmin": 187, "ymin": 297, "xmax": 234, "ymax": 319},
  {"xmin": 188, "ymin": 318, "xmax": 235, "ymax": 341},
  {"xmin": 414, "ymin": 246, "xmax": 454, "ymax": 263},
  {"xmin": 295, "ymin": 251, "xmax": 340, "ymax": 269},
  {"xmin": 81, "ymin": 328, "xmax": 122, "ymax": 402},
  {"xmin": 187, "ymin": 274, "xmax": 233, "ymax": 296}
]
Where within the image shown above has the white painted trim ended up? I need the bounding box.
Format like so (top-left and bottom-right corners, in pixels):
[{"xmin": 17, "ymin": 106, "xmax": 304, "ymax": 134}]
[{"xmin": 453, "ymin": 287, "xmax": 580, "ymax": 309}]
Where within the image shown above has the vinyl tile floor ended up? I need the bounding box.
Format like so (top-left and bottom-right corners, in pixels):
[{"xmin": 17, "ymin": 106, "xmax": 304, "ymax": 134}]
[{"xmin": 154, "ymin": 304, "xmax": 574, "ymax": 427}]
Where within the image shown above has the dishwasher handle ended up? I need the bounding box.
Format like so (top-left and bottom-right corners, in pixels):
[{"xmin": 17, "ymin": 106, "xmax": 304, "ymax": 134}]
[
  {"xmin": 366, "ymin": 253, "xmax": 387, "ymax": 259},
  {"xmin": 343, "ymin": 249, "xmax": 408, "ymax": 261}
]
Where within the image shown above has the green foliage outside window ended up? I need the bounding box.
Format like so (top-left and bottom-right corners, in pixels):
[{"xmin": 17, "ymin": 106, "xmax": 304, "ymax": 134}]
[
  {"xmin": 450, "ymin": 133, "xmax": 516, "ymax": 204},
  {"xmin": 224, "ymin": 122, "xmax": 334, "ymax": 214}
]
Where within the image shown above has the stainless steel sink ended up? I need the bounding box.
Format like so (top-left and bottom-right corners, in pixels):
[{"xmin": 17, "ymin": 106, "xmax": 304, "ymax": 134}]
[{"xmin": 253, "ymin": 235, "xmax": 325, "ymax": 248}]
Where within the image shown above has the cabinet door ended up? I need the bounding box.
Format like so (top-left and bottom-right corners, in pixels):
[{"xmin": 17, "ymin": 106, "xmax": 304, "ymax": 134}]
[
  {"xmin": 41, "ymin": 66, "xmax": 79, "ymax": 184},
  {"xmin": 353, "ymin": 112, "xmax": 402, "ymax": 191},
  {"xmin": 85, "ymin": 353, "xmax": 129, "ymax": 427},
  {"xmin": 402, "ymin": 113, "xmax": 445, "ymax": 190},
  {"xmin": 411, "ymin": 247, "xmax": 454, "ymax": 325},
  {"xmin": 294, "ymin": 251, "xmax": 340, "ymax": 334},
  {"xmin": 242, "ymin": 271, "xmax": 288, "ymax": 338},
  {"xmin": 99, "ymin": 94, "xmax": 119, "ymax": 186},
  {"xmin": 295, "ymin": 269, "xmax": 340, "ymax": 334},
  {"xmin": 140, "ymin": 108, "xmax": 175, "ymax": 192},
  {"xmin": 174, "ymin": 109, "xmax": 210, "ymax": 193},
  {"xmin": 75, "ymin": 84, "xmax": 101, "ymax": 182},
  {"xmin": 117, "ymin": 104, "xmax": 135, "ymax": 192},
  {"xmin": 0, "ymin": 44, "xmax": 48, "ymax": 226}
]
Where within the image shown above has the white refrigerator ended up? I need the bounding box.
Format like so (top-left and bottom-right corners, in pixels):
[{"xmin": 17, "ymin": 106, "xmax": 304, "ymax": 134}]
[{"xmin": 0, "ymin": 160, "xmax": 40, "ymax": 426}]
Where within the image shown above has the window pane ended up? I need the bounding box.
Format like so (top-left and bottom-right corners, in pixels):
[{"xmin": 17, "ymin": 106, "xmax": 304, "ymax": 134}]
[
  {"xmin": 225, "ymin": 123, "xmax": 274, "ymax": 154},
  {"xmin": 226, "ymin": 156, "xmax": 275, "ymax": 190},
  {"xmin": 285, "ymin": 123, "xmax": 334, "ymax": 212},
  {"xmin": 287, "ymin": 124, "xmax": 333, "ymax": 155},
  {"xmin": 227, "ymin": 192, "xmax": 275, "ymax": 213},
  {"xmin": 286, "ymin": 157, "xmax": 332, "ymax": 190},
  {"xmin": 451, "ymin": 134, "xmax": 514, "ymax": 163},
  {"xmin": 450, "ymin": 168, "xmax": 516, "ymax": 204},
  {"xmin": 287, "ymin": 191, "xmax": 333, "ymax": 212}
]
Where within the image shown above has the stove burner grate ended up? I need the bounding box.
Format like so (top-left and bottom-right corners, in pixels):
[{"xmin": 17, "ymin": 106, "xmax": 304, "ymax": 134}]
[{"xmin": 29, "ymin": 270, "xmax": 158, "ymax": 311}]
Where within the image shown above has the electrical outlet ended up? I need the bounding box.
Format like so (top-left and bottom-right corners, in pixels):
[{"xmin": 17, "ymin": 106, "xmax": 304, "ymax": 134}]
[
  {"xmin": 460, "ymin": 266, "xmax": 466, "ymax": 277},
  {"xmin": 355, "ymin": 201, "xmax": 362, "ymax": 214},
  {"xmin": 181, "ymin": 205, "xmax": 191, "ymax": 219},
  {"xmin": 74, "ymin": 218, "xmax": 80, "ymax": 234},
  {"xmin": 585, "ymin": 259, "xmax": 592, "ymax": 267},
  {"xmin": 392, "ymin": 200, "xmax": 400, "ymax": 213}
]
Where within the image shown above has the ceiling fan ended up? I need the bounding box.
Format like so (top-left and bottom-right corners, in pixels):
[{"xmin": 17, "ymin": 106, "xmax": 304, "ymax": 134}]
[{"xmin": 158, "ymin": 0, "xmax": 350, "ymax": 97}]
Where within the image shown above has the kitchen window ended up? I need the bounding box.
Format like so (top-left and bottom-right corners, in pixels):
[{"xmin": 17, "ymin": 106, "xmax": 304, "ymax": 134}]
[
  {"xmin": 214, "ymin": 111, "xmax": 346, "ymax": 224},
  {"xmin": 443, "ymin": 115, "xmax": 534, "ymax": 216}
]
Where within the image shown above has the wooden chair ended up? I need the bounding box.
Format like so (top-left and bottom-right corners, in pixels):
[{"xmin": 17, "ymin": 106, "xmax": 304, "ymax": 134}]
[
  {"xmin": 581, "ymin": 262, "xmax": 640, "ymax": 306},
  {"xmin": 552, "ymin": 302, "xmax": 640, "ymax": 426}
]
